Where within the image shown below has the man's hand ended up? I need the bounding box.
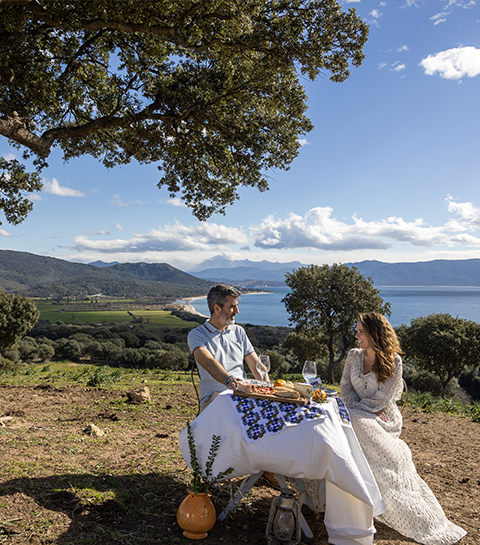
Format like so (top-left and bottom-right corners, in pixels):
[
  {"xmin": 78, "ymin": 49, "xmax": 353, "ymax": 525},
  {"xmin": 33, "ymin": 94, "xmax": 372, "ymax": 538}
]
[{"xmin": 226, "ymin": 376, "xmax": 238, "ymax": 390}]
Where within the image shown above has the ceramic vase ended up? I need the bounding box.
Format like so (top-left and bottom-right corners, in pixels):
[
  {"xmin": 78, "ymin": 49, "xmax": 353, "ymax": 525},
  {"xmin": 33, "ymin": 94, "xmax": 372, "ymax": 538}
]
[{"xmin": 177, "ymin": 490, "xmax": 216, "ymax": 539}]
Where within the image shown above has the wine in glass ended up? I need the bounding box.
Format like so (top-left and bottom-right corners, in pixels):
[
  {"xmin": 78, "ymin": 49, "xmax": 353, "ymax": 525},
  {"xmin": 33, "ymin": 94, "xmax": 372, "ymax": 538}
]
[
  {"xmin": 302, "ymin": 360, "xmax": 317, "ymax": 384},
  {"xmin": 256, "ymin": 355, "xmax": 271, "ymax": 382}
]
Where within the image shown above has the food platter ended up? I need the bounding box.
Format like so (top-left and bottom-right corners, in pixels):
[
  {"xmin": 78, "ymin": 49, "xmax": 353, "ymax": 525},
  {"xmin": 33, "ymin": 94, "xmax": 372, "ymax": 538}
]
[{"xmin": 232, "ymin": 389, "xmax": 310, "ymax": 405}]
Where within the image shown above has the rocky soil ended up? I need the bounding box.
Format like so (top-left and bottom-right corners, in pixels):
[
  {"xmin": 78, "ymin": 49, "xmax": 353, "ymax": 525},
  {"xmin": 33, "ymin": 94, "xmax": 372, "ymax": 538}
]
[{"xmin": 0, "ymin": 381, "xmax": 478, "ymax": 544}]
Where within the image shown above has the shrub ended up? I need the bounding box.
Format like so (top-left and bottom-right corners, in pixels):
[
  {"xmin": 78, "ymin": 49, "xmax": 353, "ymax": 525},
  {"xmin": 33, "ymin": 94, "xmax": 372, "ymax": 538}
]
[
  {"xmin": 1, "ymin": 349, "xmax": 20, "ymax": 363},
  {"xmin": 0, "ymin": 355, "xmax": 21, "ymax": 371},
  {"xmin": 459, "ymin": 367, "xmax": 480, "ymax": 401},
  {"xmin": 37, "ymin": 344, "xmax": 55, "ymax": 362}
]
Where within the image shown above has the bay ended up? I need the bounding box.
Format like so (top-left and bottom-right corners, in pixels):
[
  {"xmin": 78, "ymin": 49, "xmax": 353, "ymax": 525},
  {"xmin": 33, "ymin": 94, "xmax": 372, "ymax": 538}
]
[{"xmin": 188, "ymin": 286, "xmax": 480, "ymax": 328}]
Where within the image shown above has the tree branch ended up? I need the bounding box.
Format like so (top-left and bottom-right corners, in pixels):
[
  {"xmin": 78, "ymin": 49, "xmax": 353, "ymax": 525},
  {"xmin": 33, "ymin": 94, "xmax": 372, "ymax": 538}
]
[
  {"xmin": 7, "ymin": 0, "xmax": 251, "ymax": 53},
  {"xmin": 0, "ymin": 112, "xmax": 54, "ymax": 156}
]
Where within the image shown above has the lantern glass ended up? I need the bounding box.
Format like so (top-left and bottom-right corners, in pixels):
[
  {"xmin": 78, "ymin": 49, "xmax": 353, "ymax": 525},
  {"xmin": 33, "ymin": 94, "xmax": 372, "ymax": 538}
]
[{"xmin": 273, "ymin": 506, "xmax": 295, "ymax": 541}]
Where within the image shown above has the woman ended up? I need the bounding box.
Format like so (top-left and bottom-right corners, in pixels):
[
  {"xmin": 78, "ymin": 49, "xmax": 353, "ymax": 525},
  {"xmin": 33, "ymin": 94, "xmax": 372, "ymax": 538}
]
[{"xmin": 340, "ymin": 312, "xmax": 466, "ymax": 545}]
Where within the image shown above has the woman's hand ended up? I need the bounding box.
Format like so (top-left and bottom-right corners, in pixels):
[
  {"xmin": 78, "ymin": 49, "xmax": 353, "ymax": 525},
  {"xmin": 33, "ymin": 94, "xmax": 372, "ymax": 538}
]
[{"xmin": 375, "ymin": 410, "xmax": 387, "ymax": 422}]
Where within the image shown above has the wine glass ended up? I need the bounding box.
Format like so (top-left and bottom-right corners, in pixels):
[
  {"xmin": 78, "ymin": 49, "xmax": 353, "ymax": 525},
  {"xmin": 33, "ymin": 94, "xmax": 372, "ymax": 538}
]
[
  {"xmin": 256, "ymin": 355, "xmax": 271, "ymax": 382},
  {"xmin": 302, "ymin": 360, "xmax": 317, "ymax": 384}
]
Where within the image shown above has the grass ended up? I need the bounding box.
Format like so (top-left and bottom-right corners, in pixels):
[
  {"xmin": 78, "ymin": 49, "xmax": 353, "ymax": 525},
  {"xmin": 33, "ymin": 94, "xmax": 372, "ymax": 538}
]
[
  {"xmin": 0, "ymin": 361, "xmax": 188, "ymax": 390},
  {"xmin": 34, "ymin": 299, "xmax": 197, "ymax": 327},
  {"xmin": 406, "ymin": 391, "xmax": 480, "ymax": 422},
  {"xmin": 2, "ymin": 362, "xmax": 478, "ymax": 420}
]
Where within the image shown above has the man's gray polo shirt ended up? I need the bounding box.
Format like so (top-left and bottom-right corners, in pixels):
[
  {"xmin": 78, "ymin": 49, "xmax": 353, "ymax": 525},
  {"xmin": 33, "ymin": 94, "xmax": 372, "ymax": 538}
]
[{"xmin": 187, "ymin": 320, "xmax": 254, "ymax": 406}]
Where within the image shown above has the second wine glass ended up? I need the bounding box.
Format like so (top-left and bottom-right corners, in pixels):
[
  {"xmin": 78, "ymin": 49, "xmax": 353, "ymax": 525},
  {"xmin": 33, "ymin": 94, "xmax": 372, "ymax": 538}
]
[
  {"xmin": 256, "ymin": 355, "xmax": 271, "ymax": 382},
  {"xmin": 302, "ymin": 360, "xmax": 317, "ymax": 384}
]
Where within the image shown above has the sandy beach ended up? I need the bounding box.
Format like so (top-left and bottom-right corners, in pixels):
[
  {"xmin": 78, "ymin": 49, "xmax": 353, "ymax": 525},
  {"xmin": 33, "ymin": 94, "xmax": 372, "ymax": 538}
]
[{"xmin": 178, "ymin": 296, "xmax": 208, "ymax": 318}]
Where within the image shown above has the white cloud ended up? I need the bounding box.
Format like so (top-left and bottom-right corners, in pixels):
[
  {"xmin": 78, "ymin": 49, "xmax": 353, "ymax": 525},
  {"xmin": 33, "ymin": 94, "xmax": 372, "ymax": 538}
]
[
  {"xmin": 111, "ymin": 194, "xmax": 147, "ymax": 207},
  {"xmin": 445, "ymin": 195, "xmax": 480, "ymax": 230},
  {"xmin": 0, "ymin": 229, "xmax": 13, "ymax": 237},
  {"xmin": 250, "ymin": 200, "xmax": 480, "ymax": 252},
  {"xmin": 391, "ymin": 61, "xmax": 406, "ymax": 72},
  {"xmin": 115, "ymin": 223, "xmax": 124, "ymax": 232},
  {"xmin": 86, "ymin": 227, "xmax": 110, "ymax": 235},
  {"xmin": 166, "ymin": 197, "xmax": 187, "ymax": 207},
  {"xmin": 397, "ymin": 45, "xmax": 409, "ymax": 52},
  {"xmin": 431, "ymin": 11, "xmax": 448, "ymax": 25},
  {"xmin": 27, "ymin": 193, "xmax": 42, "ymax": 202},
  {"xmin": 420, "ymin": 46, "xmax": 480, "ymax": 80},
  {"xmin": 370, "ymin": 9, "xmax": 382, "ymax": 19},
  {"xmin": 43, "ymin": 178, "xmax": 85, "ymax": 197},
  {"xmin": 67, "ymin": 198, "xmax": 480, "ymax": 260},
  {"xmin": 298, "ymin": 138, "xmax": 310, "ymax": 146},
  {"xmin": 73, "ymin": 222, "xmax": 249, "ymax": 254}
]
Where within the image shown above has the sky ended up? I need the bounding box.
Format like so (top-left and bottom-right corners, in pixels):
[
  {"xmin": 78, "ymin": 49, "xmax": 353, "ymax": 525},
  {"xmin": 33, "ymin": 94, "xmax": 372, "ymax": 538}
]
[{"xmin": 1, "ymin": 0, "xmax": 480, "ymax": 273}]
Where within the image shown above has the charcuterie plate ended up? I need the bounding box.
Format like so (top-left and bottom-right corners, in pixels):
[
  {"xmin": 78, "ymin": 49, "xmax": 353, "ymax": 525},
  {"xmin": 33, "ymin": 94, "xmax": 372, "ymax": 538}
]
[{"xmin": 232, "ymin": 390, "xmax": 310, "ymax": 405}]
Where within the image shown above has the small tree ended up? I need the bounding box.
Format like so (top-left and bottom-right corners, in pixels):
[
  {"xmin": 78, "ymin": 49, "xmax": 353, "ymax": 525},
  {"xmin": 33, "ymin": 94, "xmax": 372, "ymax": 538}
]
[
  {"xmin": 397, "ymin": 313, "xmax": 480, "ymax": 398},
  {"xmin": 0, "ymin": 291, "xmax": 39, "ymax": 350},
  {"xmin": 282, "ymin": 263, "xmax": 390, "ymax": 383}
]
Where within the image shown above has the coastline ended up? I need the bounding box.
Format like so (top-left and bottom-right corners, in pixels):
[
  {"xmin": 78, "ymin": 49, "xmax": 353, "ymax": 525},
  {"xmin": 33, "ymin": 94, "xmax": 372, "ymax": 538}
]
[{"xmin": 177, "ymin": 296, "xmax": 208, "ymax": 318}]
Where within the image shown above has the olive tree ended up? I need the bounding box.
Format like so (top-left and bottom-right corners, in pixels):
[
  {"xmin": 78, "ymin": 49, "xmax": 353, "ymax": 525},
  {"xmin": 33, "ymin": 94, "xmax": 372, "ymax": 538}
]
[
  {"xmin": 282, "ymin": 263, "xmax": 390, "ymax": 383},
  {"xmin": 0, "ymin": 0, "xmax": 368, "ymax": 224},
  {"xmin": 397, "ymin": 313, "xmax": 480, "ymax": 398},
  {"xmin": 0, "ymin": 291, "xmax": 39, "ymax": 350}
]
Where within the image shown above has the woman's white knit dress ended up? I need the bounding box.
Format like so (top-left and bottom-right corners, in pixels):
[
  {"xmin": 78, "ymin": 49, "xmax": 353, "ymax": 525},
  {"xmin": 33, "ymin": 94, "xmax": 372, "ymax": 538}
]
[{"xmin": 340, "ymin": 348, "xmax": 466, "ymax": 545}]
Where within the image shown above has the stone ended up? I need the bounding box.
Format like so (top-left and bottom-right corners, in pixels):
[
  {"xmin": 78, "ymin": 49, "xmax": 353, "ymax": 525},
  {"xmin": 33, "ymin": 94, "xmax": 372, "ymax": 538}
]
[
  {"xmin": 127, "ymin": 386, "xmax": 151, "ymax": 404},
  {"xmin": 83, "ymin": 423, "xmax": 105, "ymax": 436}
]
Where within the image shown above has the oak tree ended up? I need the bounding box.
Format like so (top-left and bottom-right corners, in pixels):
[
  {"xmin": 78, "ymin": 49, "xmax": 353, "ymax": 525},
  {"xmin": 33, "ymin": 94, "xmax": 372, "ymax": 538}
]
[
  {"xmin": 0, "ymin": 291, "xmax": 39, "ymax": 350},
  {"xmin": 0, "ymin": 0, "xmax": 368, "ymax": 224},
  {"xmin": 282, "ymin": 263, "xmax": 389, "ymax": 383},
  {"xmin": 397, "ymin": 313, "xmax": 480, "ymax": 398}
]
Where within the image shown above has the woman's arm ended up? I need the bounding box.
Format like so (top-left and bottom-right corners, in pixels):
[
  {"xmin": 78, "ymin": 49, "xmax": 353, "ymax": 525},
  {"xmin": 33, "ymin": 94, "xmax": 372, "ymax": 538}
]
[{"xmin": 340, "ymin": 350, "xmax": 360, "ymax": 406}]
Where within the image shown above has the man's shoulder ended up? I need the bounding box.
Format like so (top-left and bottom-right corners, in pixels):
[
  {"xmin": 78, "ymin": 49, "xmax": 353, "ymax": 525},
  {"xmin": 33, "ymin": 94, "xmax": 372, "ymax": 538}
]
[{"xmin": 187, "ymin": 321, "xmax": 209, "ymax": 338}]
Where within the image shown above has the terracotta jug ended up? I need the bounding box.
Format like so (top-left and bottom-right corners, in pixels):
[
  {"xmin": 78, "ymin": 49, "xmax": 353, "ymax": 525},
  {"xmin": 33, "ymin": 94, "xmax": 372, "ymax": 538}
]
[{"xmin": 177, "ymin": 490, "xmax": 216, "ymax": 539}]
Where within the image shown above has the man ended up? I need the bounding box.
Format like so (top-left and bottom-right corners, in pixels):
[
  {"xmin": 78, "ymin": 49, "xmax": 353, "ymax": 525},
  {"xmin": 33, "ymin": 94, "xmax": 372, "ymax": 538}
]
[{"xmin": 188, "ymin": 283, "xmax": 265, "ymax": 412}]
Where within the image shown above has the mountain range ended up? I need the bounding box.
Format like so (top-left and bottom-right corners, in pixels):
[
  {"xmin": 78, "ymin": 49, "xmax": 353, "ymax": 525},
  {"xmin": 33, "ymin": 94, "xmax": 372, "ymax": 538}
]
[
  {"xmin": 0, "ymin": 250, "xmax": 213, "ymax": 298},
  {"xmin": 189, "ymin": 256, "xmax": 480, "ymax": 287},
  {"xmin": 2, "ymin": 250, "xmax": 480, "ymax": 300}
]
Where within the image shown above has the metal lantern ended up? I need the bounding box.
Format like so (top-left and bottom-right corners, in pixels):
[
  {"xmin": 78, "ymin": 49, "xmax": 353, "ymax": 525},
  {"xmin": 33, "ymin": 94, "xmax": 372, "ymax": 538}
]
[{"xmin": 265, "ymin": 488, "xmax": 302, "ymax": 545}]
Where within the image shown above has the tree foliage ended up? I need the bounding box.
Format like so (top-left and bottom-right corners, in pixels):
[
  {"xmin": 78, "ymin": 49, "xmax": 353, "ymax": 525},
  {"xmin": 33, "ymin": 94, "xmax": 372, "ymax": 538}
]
[
  {"xmin": 0, "ymin": 291, "xmax": 39, "ymax": 350},
  {"xmin": 0, "ymin": 0, "xmax": 368, "ymax": 223},
  {"xmin": 397, "ymin": 313, "xmax": 480, "ymax": 398},
  {"xmin": 282, "ymin": 263, "xmax": 390, "ymax": 383}
]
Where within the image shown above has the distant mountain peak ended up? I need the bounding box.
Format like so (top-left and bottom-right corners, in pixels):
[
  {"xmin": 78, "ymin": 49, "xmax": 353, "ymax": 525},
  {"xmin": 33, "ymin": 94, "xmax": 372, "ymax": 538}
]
[{"xmin": 88, "ymin": 260, "xmax": 120, "ymax": 268}]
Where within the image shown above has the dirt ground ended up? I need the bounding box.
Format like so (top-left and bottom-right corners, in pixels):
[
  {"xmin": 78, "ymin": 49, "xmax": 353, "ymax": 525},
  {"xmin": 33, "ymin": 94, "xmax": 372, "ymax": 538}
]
[{"xmin": 0, "ymin": 381, "xmax": 478, "ymax": 545}]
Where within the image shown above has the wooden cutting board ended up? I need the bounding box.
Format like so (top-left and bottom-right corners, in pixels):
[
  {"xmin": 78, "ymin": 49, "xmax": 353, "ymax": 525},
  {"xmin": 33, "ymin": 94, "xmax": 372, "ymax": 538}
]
[{"xmin": 232, "ymin": 390, "xmax": 310, "ymax": 405}]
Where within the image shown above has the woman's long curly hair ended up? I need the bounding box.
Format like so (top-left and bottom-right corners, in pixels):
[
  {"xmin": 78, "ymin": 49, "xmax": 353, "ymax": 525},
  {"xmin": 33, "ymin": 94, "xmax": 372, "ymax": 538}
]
[{"xmin": 359, "ymin": 312, "xmax": 402, "ymax": 383}]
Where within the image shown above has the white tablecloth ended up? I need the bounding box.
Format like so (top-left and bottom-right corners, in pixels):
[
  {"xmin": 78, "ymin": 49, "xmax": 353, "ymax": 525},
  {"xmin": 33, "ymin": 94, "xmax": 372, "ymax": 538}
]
[{"xmin": 179, "ymin": 391, "xmax": 384, "ymax": 545}]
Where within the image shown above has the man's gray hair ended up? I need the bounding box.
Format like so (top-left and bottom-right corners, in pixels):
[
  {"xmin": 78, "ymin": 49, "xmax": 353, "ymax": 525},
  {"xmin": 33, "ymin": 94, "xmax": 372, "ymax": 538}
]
[{"xmin": 207, "ymin": 283, "xmax": 241, "ymax": 314}]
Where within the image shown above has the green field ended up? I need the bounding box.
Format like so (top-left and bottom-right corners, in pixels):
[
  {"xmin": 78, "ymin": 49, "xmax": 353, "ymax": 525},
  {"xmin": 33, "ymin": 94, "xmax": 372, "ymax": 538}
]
[{"xmin": 35, "ymin": 300, "xmax": 196, "ymax": 327}]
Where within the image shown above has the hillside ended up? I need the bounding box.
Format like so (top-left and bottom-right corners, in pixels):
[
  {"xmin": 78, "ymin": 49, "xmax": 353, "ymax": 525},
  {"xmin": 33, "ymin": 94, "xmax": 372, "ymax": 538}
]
[{"xmin": 0, "ymin": 250, "xmax": 213, "ymax": 298}]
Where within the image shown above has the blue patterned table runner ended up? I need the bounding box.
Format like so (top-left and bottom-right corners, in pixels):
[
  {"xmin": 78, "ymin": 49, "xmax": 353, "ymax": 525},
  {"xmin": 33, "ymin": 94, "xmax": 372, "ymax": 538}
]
[{"xmin": 228, "ymin": 394, "xmax": 326, "ymax": 443}]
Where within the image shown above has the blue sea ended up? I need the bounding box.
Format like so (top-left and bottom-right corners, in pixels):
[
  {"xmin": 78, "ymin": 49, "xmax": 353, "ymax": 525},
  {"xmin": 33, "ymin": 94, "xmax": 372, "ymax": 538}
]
[{"xmin": 188, "ymin": 286, "xmax": 480, "ymax": 328}]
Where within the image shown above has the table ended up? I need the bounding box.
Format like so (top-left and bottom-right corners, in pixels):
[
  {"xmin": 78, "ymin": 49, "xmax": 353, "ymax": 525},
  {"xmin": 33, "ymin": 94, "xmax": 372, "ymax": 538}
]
[{"xmin": 179, "ymin": 391, "xmax": 384, "ymax": 545}]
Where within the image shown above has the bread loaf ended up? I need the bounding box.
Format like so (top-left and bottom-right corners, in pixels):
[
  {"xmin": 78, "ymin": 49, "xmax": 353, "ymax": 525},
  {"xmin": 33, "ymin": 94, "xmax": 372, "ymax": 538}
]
[{"xmin": 273, "ymin": 387, "xmax": 301, "ymax": 399}]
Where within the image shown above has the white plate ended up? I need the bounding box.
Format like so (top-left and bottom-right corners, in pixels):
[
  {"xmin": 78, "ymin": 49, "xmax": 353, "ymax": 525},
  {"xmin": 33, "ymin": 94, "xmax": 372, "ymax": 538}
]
[{"xmin": 322, "ymin": 388, "xmax": 337, "ymax": 396}]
